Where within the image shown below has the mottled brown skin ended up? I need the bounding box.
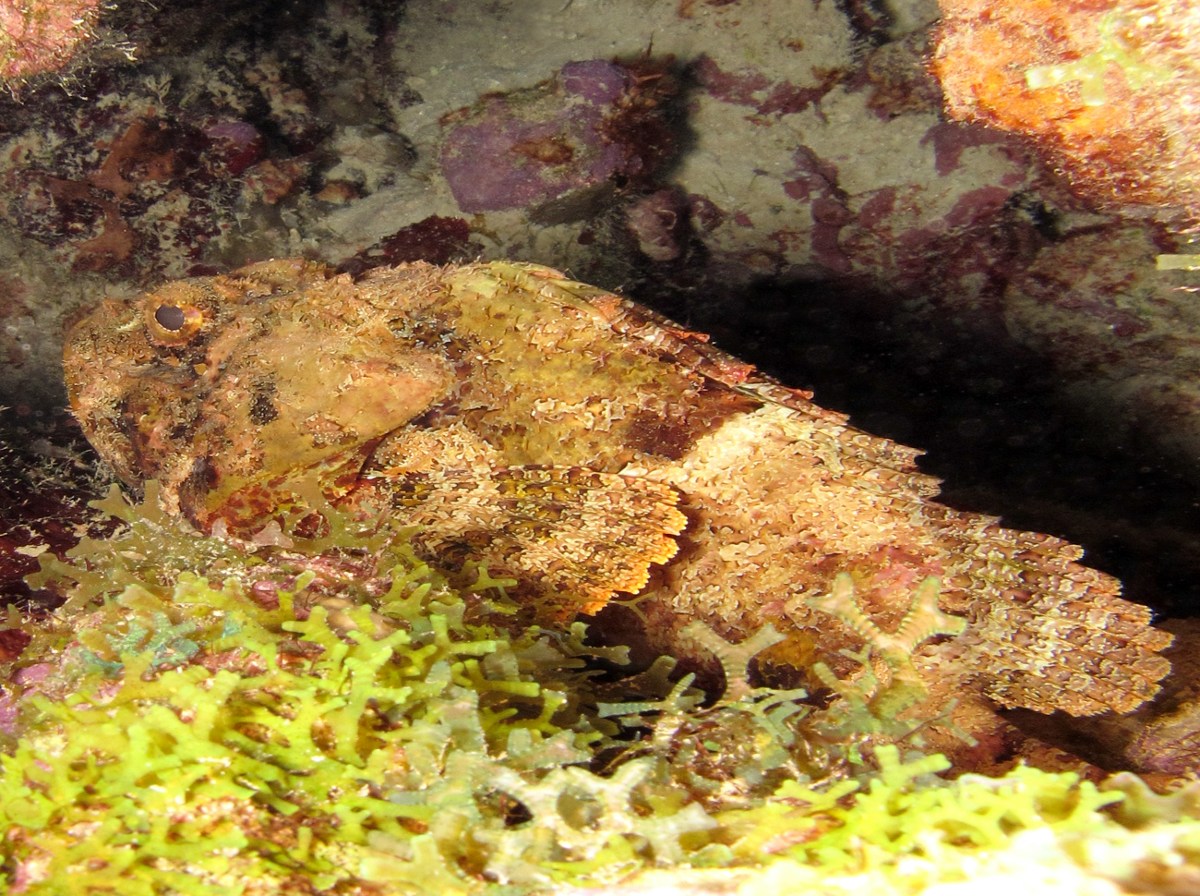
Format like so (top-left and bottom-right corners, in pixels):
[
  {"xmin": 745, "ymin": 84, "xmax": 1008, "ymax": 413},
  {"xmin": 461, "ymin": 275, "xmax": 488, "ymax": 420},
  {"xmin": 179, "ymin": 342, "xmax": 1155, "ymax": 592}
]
[{"xmin": 63, "ymin": 259, "xmax": 1173, "ymax": 755}]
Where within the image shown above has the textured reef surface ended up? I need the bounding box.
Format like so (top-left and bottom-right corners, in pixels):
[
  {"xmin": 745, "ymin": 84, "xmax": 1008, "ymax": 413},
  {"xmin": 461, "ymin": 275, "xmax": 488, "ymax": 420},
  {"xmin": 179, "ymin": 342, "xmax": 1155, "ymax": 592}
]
[
  {"xmin": 1, "ymin": 0, "xmax": 1200, "ymax": 891},
  {"xmin": 0, "ymin": 0, "xmax": 105, "ymax": 84}
]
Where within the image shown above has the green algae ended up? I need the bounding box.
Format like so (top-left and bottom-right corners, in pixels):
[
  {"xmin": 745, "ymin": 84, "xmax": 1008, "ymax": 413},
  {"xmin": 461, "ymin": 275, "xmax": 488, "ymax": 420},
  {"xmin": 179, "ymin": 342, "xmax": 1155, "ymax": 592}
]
[
  {"xmin": 2, "ymin": 489, "xmax": 1199, "ymax": 894},
  {"xmin": 1023, "ymin": 10, "xmax": 1174, "ymax": 106}
]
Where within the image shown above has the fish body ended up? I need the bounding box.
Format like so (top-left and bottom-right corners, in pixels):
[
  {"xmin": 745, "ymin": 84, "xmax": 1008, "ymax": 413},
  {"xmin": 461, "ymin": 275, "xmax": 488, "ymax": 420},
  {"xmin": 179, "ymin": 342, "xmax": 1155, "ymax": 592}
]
[{"xmin": 63, "ymin": 259, "xmax": 1172, "ymax": 731}]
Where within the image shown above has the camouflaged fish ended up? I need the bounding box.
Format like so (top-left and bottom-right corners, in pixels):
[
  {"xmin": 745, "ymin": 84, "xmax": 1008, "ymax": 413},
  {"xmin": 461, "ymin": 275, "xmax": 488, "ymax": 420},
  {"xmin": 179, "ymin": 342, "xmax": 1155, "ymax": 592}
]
[{"xmin": 63, "ymin": 259, "xmax": 1172, "ymax": 729}]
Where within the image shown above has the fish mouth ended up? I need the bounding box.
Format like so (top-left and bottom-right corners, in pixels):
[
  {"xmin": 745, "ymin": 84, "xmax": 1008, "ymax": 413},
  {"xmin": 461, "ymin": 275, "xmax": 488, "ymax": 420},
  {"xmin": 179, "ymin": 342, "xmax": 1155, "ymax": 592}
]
[
  {"xmin": 64, "ymin": 388, "xmax": 140, "ymax": 493},
  {"xmin": 62, "ymin": 308, "xmax": 164, "ymax": 496}
]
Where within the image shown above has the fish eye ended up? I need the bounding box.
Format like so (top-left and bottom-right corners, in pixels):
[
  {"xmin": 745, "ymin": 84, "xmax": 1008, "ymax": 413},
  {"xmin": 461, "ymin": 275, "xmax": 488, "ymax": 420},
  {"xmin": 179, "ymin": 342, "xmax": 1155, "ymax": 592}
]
[
  {"xmin": 144, "ymin": 300, "xmax": 207, "ymax": 346},
  {"xmin": 154, "ymin": 304, "xmax": 187, "ymax": 330}
]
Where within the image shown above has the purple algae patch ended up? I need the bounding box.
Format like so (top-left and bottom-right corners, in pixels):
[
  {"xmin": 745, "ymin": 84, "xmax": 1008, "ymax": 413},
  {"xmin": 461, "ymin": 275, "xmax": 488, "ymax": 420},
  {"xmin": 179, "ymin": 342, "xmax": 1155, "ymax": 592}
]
[{"xmin": 440, "ymin": 61, "xmax": 643, "ymax": 214}]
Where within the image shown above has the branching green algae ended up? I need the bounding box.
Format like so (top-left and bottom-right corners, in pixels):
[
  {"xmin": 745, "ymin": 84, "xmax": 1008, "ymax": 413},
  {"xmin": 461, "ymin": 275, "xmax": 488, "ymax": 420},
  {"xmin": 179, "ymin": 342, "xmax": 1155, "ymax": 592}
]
[{"xmin": 2, "ymin": 490, "xmax": 1199, "ymax": 893}]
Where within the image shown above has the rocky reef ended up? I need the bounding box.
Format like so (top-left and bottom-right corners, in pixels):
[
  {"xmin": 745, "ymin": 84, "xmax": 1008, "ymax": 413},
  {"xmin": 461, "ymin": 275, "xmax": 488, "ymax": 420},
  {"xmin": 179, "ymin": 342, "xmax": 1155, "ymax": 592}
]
[{"xmin": 1, "ymin": 0, "xmax": 1199, "ymax": 891}]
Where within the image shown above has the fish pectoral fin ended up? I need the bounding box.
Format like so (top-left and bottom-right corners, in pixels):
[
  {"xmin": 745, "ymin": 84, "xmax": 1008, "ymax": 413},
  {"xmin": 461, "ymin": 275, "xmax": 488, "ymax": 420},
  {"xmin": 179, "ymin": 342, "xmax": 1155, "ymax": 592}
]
[{"xmin": 365, "ymin": 465, "xmax": 687, "ymax": 618}]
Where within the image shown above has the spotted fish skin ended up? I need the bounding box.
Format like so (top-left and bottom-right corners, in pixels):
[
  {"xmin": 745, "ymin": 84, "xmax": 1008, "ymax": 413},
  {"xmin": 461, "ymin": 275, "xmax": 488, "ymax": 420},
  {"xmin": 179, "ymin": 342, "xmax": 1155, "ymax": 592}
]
[{"xmin": 63, "ymin": 258, "xmax": 1172, "ymax": 732}]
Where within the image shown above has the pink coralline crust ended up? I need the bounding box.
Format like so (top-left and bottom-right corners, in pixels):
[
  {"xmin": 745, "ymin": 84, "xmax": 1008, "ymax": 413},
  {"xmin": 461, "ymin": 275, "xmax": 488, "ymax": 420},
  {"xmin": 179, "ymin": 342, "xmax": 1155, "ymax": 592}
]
[
  {"xmin": 943, "ymin": 185, "xmax": 1013, "ymax": 228},
  {"xmin": 997, "ymin": 226, "xmax": 1200, "ymax": 474},
  {"xmin": 921, "ymin": 121, "xmax": 1029, "ymax": 177},
  {"xmin": 892, "ymin": 197, "xmax": 1012, "ymax": 285},
  {"xmin": 442, "ymin": 114, "xmax": 621, "ymax": 212},
  {"xmin": 0, "ymin": 272, "xmax": 30, "ymax": 367},
  {"xmin": 1005, "ymin": 227, "xmax": 1169, "ymax": 372},
  {"xmin": 0, "ymin": 0, "xmax": 102, "ymax": 82},
  {"xmin": 832, "ymin": 184, "xmax": 1028, "ymax": 298},
  {"xmin": 811, "ymin": 195, "xmax": 854, "ymax": 228},
  {"xmin": 782, "ymin": 146, "xmax": 840, "ymax": 204},
  {"xmin": 1054, "ymin": 291, "xmax": 1149, "ymax": 340},
  {"xmin": 203, "ymin": 120, "xmax": 267, "ymax": 177},
  {"xmin": 809, "ymin": 196, "xmax": 855, "ymax": 274},
  {"xmin": 342, "ymin": 215, "xmax": 474, "ymax": 275},
  {"xmin": 780, "ymin": 146, "xmax": 857, "ymax": 275},
  {"xmin": 691, "ymin": 54, "xmax": 838, "ymax": 116},
  {"xmin": 440, "ymin": 60, "xmax": 669, "ymax": 214},
  {"xmin": 0, "ymin": 692, "xmax": 16, "ymax": 737},
  {"xmin": 856, "ymin": 186, "xmax": 897, "ymax": 227},
  {"xmin": 688, "ymin": 194, "xmax": 725, "ymax": 233},
  {"xmin": 559, "ymin": 59, "xmax": 630, "ymax": 105},
  {"xmin": 625, "ymin": 189, "xmax": 690, "ymax": 262},
  {"xmin": 808, "ymin": 226, "xmax": 851, "ymax": 274},
  {"xmin": 736, "ymin": 120, "xmax": 1040, "ymax": 305}
]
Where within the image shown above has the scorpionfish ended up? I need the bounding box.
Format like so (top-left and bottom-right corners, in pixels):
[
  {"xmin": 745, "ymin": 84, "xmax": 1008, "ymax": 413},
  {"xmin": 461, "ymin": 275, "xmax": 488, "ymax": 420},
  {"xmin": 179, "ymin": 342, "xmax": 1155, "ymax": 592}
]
[{"xmin": 63, "ymin": 259, "xmax": 1173, "ymax": 748}]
